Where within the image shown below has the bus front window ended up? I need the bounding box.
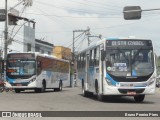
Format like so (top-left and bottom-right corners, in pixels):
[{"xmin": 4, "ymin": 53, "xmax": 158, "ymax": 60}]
[
  {"xmin": 106, "ymin": 49, "xmax": 154, "ymax": 77},
  {"xmin": 21, "ymin": 61, "xmax": 36, "ymax": 75},
  {"xmin": 132, "ymin": 49, "xmax": 154, "ymax": 76},
  {"xmin": 7, "ymin": 60, "xmax": 36, "ymax": 76}
]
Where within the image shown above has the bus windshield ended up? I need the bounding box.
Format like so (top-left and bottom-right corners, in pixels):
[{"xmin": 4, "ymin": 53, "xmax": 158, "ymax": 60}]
[
  {"xmin": 7, "ymin": 59, "xmax": 36, "ymax": 77},
  {"xmin": 106, "ymin": 49, "xmax": 154, "ymax": 77}
]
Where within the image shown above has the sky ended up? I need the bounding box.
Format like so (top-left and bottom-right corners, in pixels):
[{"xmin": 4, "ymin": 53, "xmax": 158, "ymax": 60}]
[{"xmin": 0, "ymin": 0, "xmax": 160, "ymax": 55}]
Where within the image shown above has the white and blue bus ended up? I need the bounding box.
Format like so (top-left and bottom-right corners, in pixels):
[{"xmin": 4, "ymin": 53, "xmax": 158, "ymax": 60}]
[
  {"xmin": 5, "ymin": 52, "xmax": 70, "ymax": 93},
  {"xmin": 77, "ymin": 38, "xmax": 156, "ymax": 102}
]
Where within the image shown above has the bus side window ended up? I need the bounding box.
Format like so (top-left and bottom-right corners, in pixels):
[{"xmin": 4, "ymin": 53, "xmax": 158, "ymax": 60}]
[
  {"xmin": 37, "ymin": 61, "xmax": 42, "ymax": 75},
  {"xmin": 94, "ymin": 48, "xmax": 97, "ymax": 66},
  {"xmin": 38, "ymin": 61, "xmax": 41, "ymax": 68},
  {"xmin": 96, "ymin": 47, "xmax": 100, "ymax": 66}
]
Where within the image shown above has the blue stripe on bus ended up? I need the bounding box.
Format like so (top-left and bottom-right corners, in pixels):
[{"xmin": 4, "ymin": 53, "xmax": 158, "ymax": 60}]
[
  {"xmin": 106, "ymin": 73, "xmax": 118, "ymax": 86},
  {"xmin": 6, "ymin": 76, "xmax": 15, "ymax": 83},
  {"xmin": 6, "ymin": 77, "xmax": 29, "ymax": 84},
  {"xmin": 106, "ymin": 38, "xmax": 120, "ymax": 40}
]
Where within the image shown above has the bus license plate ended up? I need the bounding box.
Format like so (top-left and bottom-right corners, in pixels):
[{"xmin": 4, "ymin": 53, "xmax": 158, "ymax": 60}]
[
  {"xmin": 16, "ymin": 84, "xmax": 22, "ymax": 86},
  {"xmin": 127, "ymin": 91, "xmax": 136, "ymax": 95}
]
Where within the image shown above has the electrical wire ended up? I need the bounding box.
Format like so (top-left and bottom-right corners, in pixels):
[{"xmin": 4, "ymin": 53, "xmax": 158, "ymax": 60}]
[
  {"xmin": 35, "ymin": 1, "xmax": 121, "ymax": 16},
  {"xmin": 9, "ymin": 6, "xmax": 27, "ymax": 38},
  {"xmin": 24, "ymin": 12, "xmax": 122, "ymax": 18},
  {"xmin": 68, "ymin": 0, "xmax": 122, "ymax": 12}
]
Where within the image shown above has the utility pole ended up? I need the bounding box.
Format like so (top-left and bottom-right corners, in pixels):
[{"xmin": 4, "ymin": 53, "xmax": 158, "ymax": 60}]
[
  {"xmin": 71, "ymin": 27, "xmax": 90, "ymax": 87},
  {"xmin": 4, "ymin": 0, "xmax": 33, "ymax": 60},
  {"xmin": 87, "ymin": 35, "xmax": 102, "ymax": 46},
  {"xmin": 4, "ymin": 0, "xmax": 8, "ymax": 60},
  {"xmin": 2, "ymin": 0, "xmax": 8, "ymax": 81},
  {"xmin": 72, "ymin": 27, "xmax": 90, "ymax": 62},
  {"xmin": 72, "ymin": 31, "xmax": 75, "ymax": 63},
  {"xmin": 2, "ymin": 0, "xmax": 33, "ymax": 81}
]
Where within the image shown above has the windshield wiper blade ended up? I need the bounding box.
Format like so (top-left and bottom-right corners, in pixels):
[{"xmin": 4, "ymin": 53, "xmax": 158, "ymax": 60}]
[
  {"xmin": 117, "ymin": 47, "xmax": 128, "ymax": 61},
  {"xmin": 132, "ymin": 47, "xmax": 143, "ymax": 64}
]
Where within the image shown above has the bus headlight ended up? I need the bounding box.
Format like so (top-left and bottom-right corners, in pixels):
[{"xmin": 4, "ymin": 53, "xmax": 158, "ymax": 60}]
[
  {"xmin": 148, "ymin": 77, "xmax": 155, "ymax": 86},
  {"xmin": 29, "ymin": 78, "xmax": 36, "ymax": 83},
  {"xmin": 105, "ymin": 78, "xmax": 116, "ymax": 86}
]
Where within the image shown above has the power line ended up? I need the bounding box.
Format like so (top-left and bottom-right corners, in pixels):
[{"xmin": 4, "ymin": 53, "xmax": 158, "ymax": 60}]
[
  {"xmin": 84, "ymin": 0, "xmax": 122, "ymax": 9},
  {"xmin": 35, "ymin": 1, "xmax": 121, "ymax": 16},
  {"xmin": 68, "ymin": 0, "xmax": 121, "ymax": 11},
  {"xmin": 9, "ymin": 5, "xmax": 27, "ymax": 38},
  {"xmin": 34, "ymin": 6, "xmax": 69, "ymax": 26},
  {"xmin": 24, "ymin": 12, "xmax": 122, "ymax": 18},
  {"xmin": 75, "ymin": 35, "xmax": 87, "ymax": 52}
]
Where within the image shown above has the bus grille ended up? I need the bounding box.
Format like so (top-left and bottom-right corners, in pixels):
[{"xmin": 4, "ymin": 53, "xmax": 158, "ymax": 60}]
[
  {"xmin": 10, "ymin": 83, "xmax": 28, "ymax": 86},
  {"xmin": 118, "ymin": 89, "xmax": 145, "ymax": 94}
]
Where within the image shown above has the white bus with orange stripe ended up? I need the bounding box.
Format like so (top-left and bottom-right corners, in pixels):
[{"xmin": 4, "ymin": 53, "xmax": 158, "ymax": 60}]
[{"xmin": 5, "ymin": 52, "xmax": 70, "ymax": 93}]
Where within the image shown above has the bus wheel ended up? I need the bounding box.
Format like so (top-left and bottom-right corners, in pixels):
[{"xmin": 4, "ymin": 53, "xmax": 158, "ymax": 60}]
[
  {"xmin": 41, "ymin": 81, "xmax": 46, "ymax": 93},
  {"xmin": 15, "ymin": 89, "xmax": 21, "ymax": 93},
  {"xmin": 82, "ymin": 80, "xmax": 87, "ymax": 97},
  {"xmin": 95, "ymin": 80, "xmax": 104, "ymax": 101},
  {"xmin": 58, "ymin": 81, "xmax": 63, "ymax": 91},
  {"xmin": 95, "ymin": 80, "xmax": 98, "ymax": 94},
  {"xmin": 134, "ymin": 95, "xmax": 145, "ymax": 103},
  {"xmin": 54, "ymin": 81, "xmax": 62, "ymax": 91}
]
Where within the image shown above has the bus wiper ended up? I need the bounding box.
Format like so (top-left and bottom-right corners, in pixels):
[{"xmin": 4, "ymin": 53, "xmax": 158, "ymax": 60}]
[
  {"xmin": 132, "ymin": 47, "xmax": 143, "ymax": 64},
  {"xmin": 117, "ymin": 47, "xmax": 128, "ymax": 61},
  {"xmin": 21, "ymin": 58, "xmax": 29, "ymax": 67}
]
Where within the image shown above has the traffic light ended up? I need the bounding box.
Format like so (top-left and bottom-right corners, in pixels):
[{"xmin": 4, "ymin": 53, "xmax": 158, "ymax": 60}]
[
  {"xmin": 8, "ymin": 13, "xmax": 19, "ymax": 25},
  {"xmin": 123, "ymin": 6, "xmax": 142, "ymax": 20}
]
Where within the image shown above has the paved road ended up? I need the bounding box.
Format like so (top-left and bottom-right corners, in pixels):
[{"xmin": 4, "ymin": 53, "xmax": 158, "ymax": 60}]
[
  {"xmin": 0, "ymin": 86, "xmax": 160, "ymax": 120},
  {"xmin": 0, "ymin": 87, "xmax": 160, "ymax": 111}
]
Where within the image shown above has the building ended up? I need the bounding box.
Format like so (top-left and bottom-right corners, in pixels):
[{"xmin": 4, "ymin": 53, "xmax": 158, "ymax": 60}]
[
  {"xmin": 1, "ymin": 19, "xmax": 54, "ymax": 56},
  {"xmin": 35, "ymin": 39, "xmax": 54, "ymax": 55},
  {"xmin": 53, "ymin": 46, "xmax": 72, "ymax": 60},
  {"xmin": 7, "ymin": 19, "xmax": 35, "ymax": 53}
]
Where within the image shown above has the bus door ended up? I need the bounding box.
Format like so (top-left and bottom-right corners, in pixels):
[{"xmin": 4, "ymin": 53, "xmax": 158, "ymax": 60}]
[
  {"xmin": 86, "ymin": 52, "xmax": 90, "ymax": 90},
  {"xmin": 88, "ymin": 49, "xmax": 95, "ymax": 91},
  {"xmin": 99, "ymin": 44, "xmax": 105, "ymax": 94}
]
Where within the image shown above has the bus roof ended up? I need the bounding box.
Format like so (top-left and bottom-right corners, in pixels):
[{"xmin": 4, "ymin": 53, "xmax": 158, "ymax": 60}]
[
  {"xmin": 77, "ymin": 37, "xmax": 152, "ymax": 55},
  {"xmin": 105, "ymin": 37, "xmax": 151, "ymax": 41},
  {"xmin": 7, "ymin": 52, "xmax": 70, "ymax": 63}
]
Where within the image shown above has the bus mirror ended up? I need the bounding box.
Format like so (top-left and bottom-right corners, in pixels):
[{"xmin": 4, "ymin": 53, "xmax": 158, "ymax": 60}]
[{"xmin": 101, "ymin": 50, "xmax": 106, "ymax": 61}]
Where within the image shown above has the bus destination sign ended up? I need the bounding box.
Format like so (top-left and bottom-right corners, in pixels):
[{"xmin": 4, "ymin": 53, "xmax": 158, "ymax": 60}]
[
  {"xmin": 106, "ymin": 40, "xmax": 152, "ymax": 47},
  {"xmin": 7, "ymin": 53, "xmax": 35, "ymax": 59}
]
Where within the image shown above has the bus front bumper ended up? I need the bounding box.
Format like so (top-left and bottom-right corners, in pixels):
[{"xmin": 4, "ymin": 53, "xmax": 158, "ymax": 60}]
[{"xmin": 5, "ymin": 80, "xmax": 37, "ymax": 89}]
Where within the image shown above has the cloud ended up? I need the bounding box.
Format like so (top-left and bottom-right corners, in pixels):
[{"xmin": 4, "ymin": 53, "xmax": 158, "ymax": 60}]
[{"xmin": 1, "ymin": 0, "xmax": 160, "ymax": 55}]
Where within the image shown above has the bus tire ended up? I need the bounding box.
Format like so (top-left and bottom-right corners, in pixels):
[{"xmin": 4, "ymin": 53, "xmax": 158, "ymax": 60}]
[
  {"xmin": 95, "ymin": 80, "xmax": 98, "ymax": 94},
  {"xmin": 134, "ymin": 95, "xmax": 145, "ymax": 103},
  {"xmin": 54, "ymin": 81, "xmax": 63, "ymax": 91},
  {"xmin": 58, "ymin": 80, "xmax": 63, "ymax": 91},
  {"xmin": 82, "ymin": 80, "xmax": 87, "ymax": 97},
  {"xmin": 95, "ymin": 80, "xmax": 104, "ymax": 101},
  {"xmin": 15, "ymin": 89, "xmax": 21, "ymax": 93},
  {"xmin": 41, "ymin": 81, "xmax": 46, "ymax": 93}
]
